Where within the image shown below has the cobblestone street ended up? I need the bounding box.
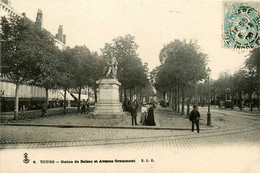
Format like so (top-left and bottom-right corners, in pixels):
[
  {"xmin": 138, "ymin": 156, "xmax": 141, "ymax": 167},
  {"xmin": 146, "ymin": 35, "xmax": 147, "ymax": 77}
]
[
  {"xmin": 1, "ymin": 106, "xmax": 260, "ymax": 173},
  {"xmin": 0, "ymin": 106, "xmax": 259, "ymax": 149}
]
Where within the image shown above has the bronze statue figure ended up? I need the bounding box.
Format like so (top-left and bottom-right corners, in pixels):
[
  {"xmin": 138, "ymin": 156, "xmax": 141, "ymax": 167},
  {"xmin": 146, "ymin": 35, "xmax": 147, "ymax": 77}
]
[{"xmin": 103, "ymin": 54, "xmax": 118, "ymax": 78}]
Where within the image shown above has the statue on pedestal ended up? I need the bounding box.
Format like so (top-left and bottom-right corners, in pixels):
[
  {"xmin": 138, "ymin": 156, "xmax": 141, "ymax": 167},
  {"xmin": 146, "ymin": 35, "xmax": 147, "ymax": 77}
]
[{"xmin": 103, "ymin": 53, "xmax": 118, "ymax": 78}]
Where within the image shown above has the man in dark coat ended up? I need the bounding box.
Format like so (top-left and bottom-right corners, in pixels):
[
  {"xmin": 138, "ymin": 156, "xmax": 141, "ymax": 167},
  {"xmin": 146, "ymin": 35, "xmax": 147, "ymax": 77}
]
[
  {"xmin": 189, "ymin": 105, "xmax": 200, "ymax": 133},
  {"xmin": 130, "ymin": 102, "xmax": 138, "ymax": 126},
  {"xmin": 81, "ymin": 99, "xmax": 86, "ymax": 114},
  {"xmin": 41, "ymin": 101, "xmax": 47, "ymax": 117},
  {"xmin": 86, "ymin": 99, "xmax": 90, "ymax": 114}
]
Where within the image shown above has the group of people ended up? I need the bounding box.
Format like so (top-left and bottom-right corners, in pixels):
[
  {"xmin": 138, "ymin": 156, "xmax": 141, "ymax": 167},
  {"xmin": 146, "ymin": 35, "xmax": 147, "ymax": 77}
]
[
  {"xmin": 41, "ymin": 99, "xmax": 90, "ymax": 117},
  {"xmin": 140, "ymin": 103, "xmax": 156, "ymax": 126},
  {"xmin": 129, "ymin": 100, "xmax": 156, "ymax": 126},
  {"xmin": 80, "ymin": 99, "xmax": 90, "ymax": 114},
  {"xmin": 129, "ymin": 99, "xmax": 201, "ymax": 132},
  {"xmin": 43, "ymin": 96, "xmax": 200, "ymax": 133}
]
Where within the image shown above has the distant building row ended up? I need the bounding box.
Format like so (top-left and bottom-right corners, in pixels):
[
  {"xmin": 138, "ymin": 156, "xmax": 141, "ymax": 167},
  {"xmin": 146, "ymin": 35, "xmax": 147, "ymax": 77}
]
[{"xmin": 0, "ymin": 0, "xmax": 78, "ymax": 112}]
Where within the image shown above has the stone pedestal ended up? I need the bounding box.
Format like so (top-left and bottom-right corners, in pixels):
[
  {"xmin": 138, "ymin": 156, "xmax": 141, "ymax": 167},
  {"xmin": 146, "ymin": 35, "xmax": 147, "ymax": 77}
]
[{"xmin": 93, "ymin": 77, "xmax": 124, "ymax": 119}]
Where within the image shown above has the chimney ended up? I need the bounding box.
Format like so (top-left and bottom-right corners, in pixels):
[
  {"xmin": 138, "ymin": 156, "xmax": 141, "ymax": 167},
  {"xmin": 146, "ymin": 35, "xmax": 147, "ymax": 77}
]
[
  {"xmin": 22, "ymin": 13, "xmax": 26, "ymax": 17},
  {"xmin": 62, "ymin": 35, "xmax": 66, "ymax": 45},
  {"xmin": 57, "ymin": 25, "xmax": 63, "ymax": 42},
  {"xmin": 35, "ymin": 9, "xmax": 43, "ymax": 29}
]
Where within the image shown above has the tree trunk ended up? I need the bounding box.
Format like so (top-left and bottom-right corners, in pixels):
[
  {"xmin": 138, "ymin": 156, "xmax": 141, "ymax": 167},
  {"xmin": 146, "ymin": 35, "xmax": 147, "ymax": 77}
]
[
  {"xmin": 231, "ymin": 94, "xmax": 234, "ymax": 109},
  {"xmin": 45, "ymin": 88, "xmax": 49, "ymax": 105},
  {"xmin": 187, "ymin": 86, "xmax": 190, "ymax": 117},
  {"xmin": 240, "ymin": 91, "xmax": 243, "ymax": 111},
  {"xmin": 130, "ymin": 87, "xmax": 133, "ymax": 103},
  {"xmin": 14, "ymin": 84, "xmax": 19, "ymax": 120},
  {"xmin": 63, "ymin": 89, "xmax": 67, "ymax": 115},
  {"xmin": 78, "ymin": 87, "xmax": 81, "ymax": 112},
  {"xmin": 174, "ymin": 90, "xmax": 177, "ymax": 111},
  {"xmin": 124, "ymin": 87, "xmax": 127, "ymax": 110},
  {"xmin": 171, "ymin": 90, "xmax": 174, "ymax": 110},
  {"xmin": 250, "ymin": 93, "xmax": 253, "ymax": 111},
  {"xmin": 213, "ymin": 92, "xmax": 216, "ymax": 105},
  {"xmin": 94, "ymin": 87, "xmax": 98, "ymax": 102},
  {"xmin": 124, "ymin": 88, "xmax": 127, "ymax": 103},
  {"xmin": 195, "ymin": 83, "xmax": 198, "ymax": 110},
  {"xmin": 177, "ymin": 85, "xmax": 180, "ymax": 113},
  {"xmin": 187, "ymin": 101, "xmax": 190, "ymax": 116},
  {"xmin": 181, "ymin": 86, "xmax": 185, "ymax": 115},
  {"xmin": 88, "ymin": 86, "xmax": 90, "ymax": 100},
  {"xmin": 169, "ymin": 91, "xmax": 172, "ymax": 108},
  {"xmin": 45, "ymin": 88, "xmax": 49, "ymax": 114}
]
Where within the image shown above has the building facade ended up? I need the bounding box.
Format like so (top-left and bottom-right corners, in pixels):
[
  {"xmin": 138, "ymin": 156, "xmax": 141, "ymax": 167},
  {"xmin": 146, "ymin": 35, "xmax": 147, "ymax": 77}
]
[{"xmin": 0, "ymin": 0, "xmax": 69, "ymax": 112}]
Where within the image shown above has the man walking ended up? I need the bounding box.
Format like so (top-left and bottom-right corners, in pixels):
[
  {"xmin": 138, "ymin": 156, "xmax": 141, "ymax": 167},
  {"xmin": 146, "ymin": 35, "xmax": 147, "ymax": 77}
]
[
  {"xmin": 81, "ymin": 99, "xmax": 86, "ymax": 114},
  {"xmin": 86, "ymin": 99, "xmax": 90, "ymax": 114},
  {"xmin": 189, "ymin": 105, "xmax": 200, "ymax": 133}
]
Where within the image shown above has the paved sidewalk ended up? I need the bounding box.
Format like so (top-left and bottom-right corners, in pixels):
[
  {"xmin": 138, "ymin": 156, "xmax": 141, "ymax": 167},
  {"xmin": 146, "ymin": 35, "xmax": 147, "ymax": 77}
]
[
  {"xmin": 1, "ymin": 106, "xmax": 259, "ymax": 149},
  {"xmin": 1, "ymin": 120, "xmax": 259, "ymax": 149},
  {"xmin": 1, "ymin": 106, "xmax": 215, "ymax": 130}
]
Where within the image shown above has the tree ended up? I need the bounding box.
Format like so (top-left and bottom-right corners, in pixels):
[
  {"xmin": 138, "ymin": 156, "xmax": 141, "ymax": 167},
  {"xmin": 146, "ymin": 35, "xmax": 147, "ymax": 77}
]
[
  {"xmin": 155, "ymin": 39, "xmax": 208, "ymax": 115},
  {"xmin": 28, "ymin": 28, "xmax": 62, "ymax": 104},
  {"xmin": 56, "ymin": 48, "xmax": 76, "ymax": 114},
  {"xmin": 135, "ymin": 62, "xmax": 155, "ymax": 102},
  {"xmin": 101, "ymin": 34, "xmax": 148, "ymax": 103},
  {"xmin": 232, "ymin": 68, "xmax": 248, "ymax": 109},
  {"xmin": 248, "ymin": 48, "xmax": 260, "ymax": 110},
  {"xmin": 68, "ymin": 46, "xmax": 93, "ymax": 111},
  {"xmin": 87, "ymin": 52, "xmax": 105, "ymax": 102},
  {"xmin": 212, "ymin": 67, "xmax": 257, "ymax": 110},
  {"xmin": 1, "ymin": 16, "xmax": 48, "ymax": 119},
  {"xmin": 212, "ymin": 71, "xmax": 232, "ymax": 101}
]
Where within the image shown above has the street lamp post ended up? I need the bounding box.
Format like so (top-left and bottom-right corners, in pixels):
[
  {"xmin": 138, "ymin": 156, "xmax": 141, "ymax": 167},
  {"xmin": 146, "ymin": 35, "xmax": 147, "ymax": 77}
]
[{"xmin": 206, "ymin": 67, "xmax": 211, "ymax": 126}]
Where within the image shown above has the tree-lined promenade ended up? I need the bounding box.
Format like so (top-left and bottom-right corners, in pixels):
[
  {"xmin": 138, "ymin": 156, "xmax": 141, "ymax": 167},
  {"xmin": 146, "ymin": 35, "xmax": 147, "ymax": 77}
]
[
  {"xmin": 211, "ymin": 49, "xmax": 260, "ymax": 111},
  {"xmin": 151, "ymin": 40, "xmax": 208, "ymax": 116},
  {"xmin": 1, "ymin": 16, "xmax": 152, "ymax": 119},
  {"xmin": 152, "ymin": 41, "xmax": 260, "ymax": 113},
  {"xmin": 1, "ymin": 15, "xmax": 259, "ymax": 121}
]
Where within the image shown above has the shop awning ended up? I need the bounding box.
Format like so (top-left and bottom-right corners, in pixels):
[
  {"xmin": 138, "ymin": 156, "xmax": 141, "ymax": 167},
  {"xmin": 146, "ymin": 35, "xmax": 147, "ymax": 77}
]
[
  {"xmin": 59, "ymin": 91, "xmax": 74, "ymax": 101},
  {"xmin": 70, "ymin": 93, "xmax": 88, "ymax": 100}
]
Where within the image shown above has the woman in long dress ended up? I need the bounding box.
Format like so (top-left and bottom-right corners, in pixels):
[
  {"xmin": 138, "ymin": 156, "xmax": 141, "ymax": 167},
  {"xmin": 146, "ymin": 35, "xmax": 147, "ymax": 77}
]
[
  {"xmin": 145, "ymin": 104, "xmax": 156, "ymax": 126},
  {"xmin": 140, "ymin": 104, "xmax": 147, "ymax": 124}
]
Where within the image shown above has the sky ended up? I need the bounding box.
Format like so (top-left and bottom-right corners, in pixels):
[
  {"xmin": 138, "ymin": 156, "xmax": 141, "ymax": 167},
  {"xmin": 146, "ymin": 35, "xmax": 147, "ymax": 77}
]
[{"xmin": 10, "ymin": 0, "xmax": 252, "ymax": 79}]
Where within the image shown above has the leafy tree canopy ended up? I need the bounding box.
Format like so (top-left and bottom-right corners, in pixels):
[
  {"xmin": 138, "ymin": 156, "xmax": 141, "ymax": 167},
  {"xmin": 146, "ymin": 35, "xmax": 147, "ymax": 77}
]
[
  {"xmin": 101, "ymin": 34, "xmax": 148, "ymax": 88},
  {"xmin": 154, "ymin": 39, "xmax": 208, "ymax": 92}
]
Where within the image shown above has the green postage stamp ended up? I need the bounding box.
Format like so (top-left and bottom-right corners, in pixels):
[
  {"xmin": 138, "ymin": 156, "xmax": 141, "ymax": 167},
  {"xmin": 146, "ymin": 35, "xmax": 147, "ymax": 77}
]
[{"xmin": 223, "ymin": 1, "xmax": 260, "ymax": 49}]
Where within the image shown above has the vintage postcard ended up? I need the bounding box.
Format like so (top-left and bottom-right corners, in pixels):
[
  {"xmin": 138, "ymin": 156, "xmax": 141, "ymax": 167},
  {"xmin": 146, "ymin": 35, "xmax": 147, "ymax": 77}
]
[{"xmin": 0, "ymin": 0, "xmax": 260, "ymax": 172}]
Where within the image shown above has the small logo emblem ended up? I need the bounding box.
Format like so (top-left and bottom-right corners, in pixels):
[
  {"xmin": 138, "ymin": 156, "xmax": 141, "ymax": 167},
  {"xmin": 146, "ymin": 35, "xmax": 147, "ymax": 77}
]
[{"xmin": 23, "ymin": 153, "xmax": 30, "ymax": 164}]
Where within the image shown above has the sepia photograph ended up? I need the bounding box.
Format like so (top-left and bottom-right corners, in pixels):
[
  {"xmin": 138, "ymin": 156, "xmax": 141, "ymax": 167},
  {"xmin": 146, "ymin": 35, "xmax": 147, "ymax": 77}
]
[{"xmin": 0, "ymin": 0, "xmax": 260, "ymax": 172}]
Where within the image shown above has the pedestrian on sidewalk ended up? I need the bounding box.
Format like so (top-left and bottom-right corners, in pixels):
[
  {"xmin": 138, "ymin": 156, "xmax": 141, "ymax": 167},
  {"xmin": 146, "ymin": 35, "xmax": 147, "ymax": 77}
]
[
  {"xmin": 86, "ymin": 99, "xmax": 90, "ymax": 114},
  {"xmin": 41, "ymin": 101, "xmax": 47, "ymax": 117},
  {"xmin": 189, "ymin": 105, "xmax": 200, "ymax": 133},
  {"xmin": 130, "ymin": 100, "xmax": 138, "ymax": 126},
  {"xmin": 140, "ymin": 103, "xmax": 147, "ymax": 124},
  {"xmin": 81, "ymin": 99, "xmax": 86, "ymax": 114},
  {"xmin": 145, "ymin": 103, "xmax": 156, "ymax": 126}
]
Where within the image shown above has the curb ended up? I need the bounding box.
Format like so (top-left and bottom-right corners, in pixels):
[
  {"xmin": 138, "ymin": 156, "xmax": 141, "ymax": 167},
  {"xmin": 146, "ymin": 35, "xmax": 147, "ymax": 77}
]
[{"xmin": 0, "ymin": 123, "xmax": 218, "ymax": 131}]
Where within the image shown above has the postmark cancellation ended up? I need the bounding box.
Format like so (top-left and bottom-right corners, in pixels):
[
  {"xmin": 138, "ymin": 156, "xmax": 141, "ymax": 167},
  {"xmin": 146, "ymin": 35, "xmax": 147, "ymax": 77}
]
[{"xmin": 223, "ymin": 1, "xmax": 260, "ymax": 49}]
